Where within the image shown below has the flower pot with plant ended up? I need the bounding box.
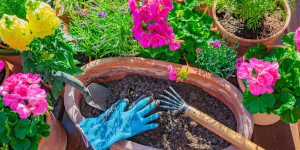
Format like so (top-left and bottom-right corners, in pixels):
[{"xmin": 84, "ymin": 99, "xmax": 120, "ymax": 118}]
[
  {"xmin": 236, "ymin": 27, "xmax": 300, "ymax": 125},
  {"xmin": 0, "ymin": 0, "xmax": 84, "ymax": 99},
  {"xmin": 211, "ymin": 0, "xmax": 293, "ymax": 56},
  {"xmin": 0, "ymin": 73, "xmax": 67, "ymax": 150}
]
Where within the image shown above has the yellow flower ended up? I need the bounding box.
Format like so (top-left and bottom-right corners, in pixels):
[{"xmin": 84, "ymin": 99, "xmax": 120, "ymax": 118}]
[
  {"xmin": 26, "ymin": 0, "xmax": 60, "ymax": 38},
  {"xmin": 41, "ymin": 51, "xmax": 54, "ymax": 62},
  {"xmin": 0, "ymin": 15, "xmax": 33, "ymax": 51}
]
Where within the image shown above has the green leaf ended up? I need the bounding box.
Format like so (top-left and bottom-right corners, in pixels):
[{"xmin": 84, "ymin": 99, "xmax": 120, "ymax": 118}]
[
  {"xmin": 29, "ymin": 135, "xmax": 40, "ymax": 150},
  {"xmin": 26, "ymin": 125, "xmax": 38, "ymax": 137},
  {"xmin": 0, "ymin": 112, "xmax": 8, "ymax": 125},
  {"xmin": 273, "ymin": 92, "xmax": 296, "ymax": 115},
  {"xmin": 51, "ymin": 78, "xmax": 63, "ymax": 100},
  {"xmin": 11, "ymin": 138, "xmax": 31, "ymax": 150},
  {"xmin": 15, "ymin": 119, "xmax": 31, "ymax": 139},
  {"xmin": 243, "ymin": 90, "xmax": 276, "ymax": 114},
  {"xmin": 57, "ymin": 41, "xmax": 76, "ymax": 54},
  {"xmin": 279, "ymin": 97, "xmax": 300, "ymax": 123},
  {"xmin": 281, "ymin": 32, "xmax": 296, "ymax": 47},
  {"xmin": 246, "ymin": 44, "xmax": 267, "ymax": 60},
  {"xmin": 265, "ymin": 47, "xmax": 290, "ymax": 62}
]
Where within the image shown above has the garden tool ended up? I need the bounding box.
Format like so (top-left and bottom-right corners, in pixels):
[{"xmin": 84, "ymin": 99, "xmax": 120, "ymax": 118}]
[
  {"xmin": 52, "ymin": 70, "xmax": 111, "ymax": 111},
  {"xmin": 159, "ymin": 86, "xmax": 264, "ymax": 150},
  {"xmin": 78, "ymin": 96, "xmax": 161, "ymax": 150}
]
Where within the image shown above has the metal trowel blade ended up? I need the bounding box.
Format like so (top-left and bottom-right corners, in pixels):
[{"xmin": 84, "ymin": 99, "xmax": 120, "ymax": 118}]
[{"xmin": 86, "ymin": 83, "xmax": 111, "ymax": 111}]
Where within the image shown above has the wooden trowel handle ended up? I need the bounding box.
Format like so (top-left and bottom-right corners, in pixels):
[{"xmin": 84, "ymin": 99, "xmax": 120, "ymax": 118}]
[{"xmin": 183, "ymin": 106, "xmax": 264, "ymax": 150}]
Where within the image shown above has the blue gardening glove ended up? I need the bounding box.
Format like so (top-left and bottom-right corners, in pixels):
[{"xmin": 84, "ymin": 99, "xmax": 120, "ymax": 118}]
[{"xmin": 78, "ymin": 97, "xmax": 161, "ymax": 150}]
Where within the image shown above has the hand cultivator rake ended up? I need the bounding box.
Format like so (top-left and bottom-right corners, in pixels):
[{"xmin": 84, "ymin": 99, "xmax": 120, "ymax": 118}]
[{"xmin": 160, "ymin": 86, "xmax": 264, "ymax": 150}]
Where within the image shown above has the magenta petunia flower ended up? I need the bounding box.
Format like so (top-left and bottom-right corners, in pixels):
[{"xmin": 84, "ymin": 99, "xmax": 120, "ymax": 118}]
[{"xmin": 235, "ymin": 58, "xmax": 244, "ymax": 68}]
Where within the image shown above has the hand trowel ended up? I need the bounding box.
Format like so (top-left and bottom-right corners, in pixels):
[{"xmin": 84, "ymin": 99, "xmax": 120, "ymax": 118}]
[{"xmin": 52, "ymin": 71, "xmax": 111, "ymax": 111}]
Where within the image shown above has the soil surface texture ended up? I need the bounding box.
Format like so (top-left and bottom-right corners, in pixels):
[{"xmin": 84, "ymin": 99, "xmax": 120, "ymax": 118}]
[
  {"xmin": 80, "ymin": 75, "xmax": 237, "ymax": 150},
  {"xmin": 216, "ymin": 8, "xmax": 286, "ymax": 39}
]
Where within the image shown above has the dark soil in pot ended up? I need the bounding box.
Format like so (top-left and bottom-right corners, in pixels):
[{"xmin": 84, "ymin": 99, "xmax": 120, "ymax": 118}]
[
  {"xmin": 80, "ymin": 75, "xmax": 237, "ymax": 150},
  {"xmin": 216, "ymin": 7, "xmax": 286, "ymax": 39},
  {"xmin": 0, "ymin": 66, "xmax": 6, "ymax": 85}
]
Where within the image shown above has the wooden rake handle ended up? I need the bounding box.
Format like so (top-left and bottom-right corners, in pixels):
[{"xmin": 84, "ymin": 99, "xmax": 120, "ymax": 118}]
[{"xmin": 182, "ymin": 105, "xmax": 264, "ymax": 150}]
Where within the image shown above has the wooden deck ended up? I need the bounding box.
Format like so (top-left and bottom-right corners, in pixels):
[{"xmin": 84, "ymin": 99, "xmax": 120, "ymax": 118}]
[{"xmin": 54, "ymin": 2, "xmax": 300, "ymax": 150}]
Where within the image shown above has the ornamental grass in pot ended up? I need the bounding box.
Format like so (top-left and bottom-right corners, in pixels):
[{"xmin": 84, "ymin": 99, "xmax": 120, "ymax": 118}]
[
  {"xmin": 211, "ymin": 0, "xmax": 293, "ymax": 56},
  {"xmin": 0, "ymin": 0, "xmax": 84, "ymax": 99},
  {"xmin": 0, "ymin": 73, "xmax": 67, "ymax": 150},
  {"xmin": 236, "ymin": 27, "xmax": 300, "ymax": 125}
]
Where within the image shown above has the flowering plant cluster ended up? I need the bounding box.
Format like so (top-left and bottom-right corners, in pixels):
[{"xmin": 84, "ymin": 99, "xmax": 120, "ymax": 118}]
[
  {"xmin": 237, "ymin": 58, "xmax": 280, "ymax": 96},
  {"xmin": 0, "ymin": 0, "xmax": 59, "ymax": 51},
  {"xmin": 168, "ymin": 65, "xmax": 192, "ymax": 82},
  {"xmin": 239, "ymin": 28, "xmax": 300, "ymax": 123},
  {"xmin": 0, "ymin": 73, "xmax": 50, "ymax": 119},
  {"xmin": 0, "ymin": 73, "xmax": 51, "ymax": 150},
  {"xmin": 129, "ymin": 0, "xmax": 180, "ymax": 51}
]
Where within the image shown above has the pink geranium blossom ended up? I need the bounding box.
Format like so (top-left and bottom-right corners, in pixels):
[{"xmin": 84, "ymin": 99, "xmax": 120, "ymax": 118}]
[
  {"xmin": 294, "ymin": 27, "xmax": 300, "ymax": 53},
  {"xmin": 0, "ymin": 73, "xmax": 49, "ymax": 119},
  {"xmin": 237, "ymin": 58, "xmax": 280, "ymax": 96},
  {"xmin": 169, "ymin": 41, "xmax": 180, "ymax": 51},
  {"xmin": 0, "ymin": 60, "xmax": 4, "ymax": 72},
  {"xmin": 168, "ymin": 65, "xmax": 177, "ymax": 81},
  {"xmin": 196, "ymin": 48, "xmax": 201, "ymax": 54}
]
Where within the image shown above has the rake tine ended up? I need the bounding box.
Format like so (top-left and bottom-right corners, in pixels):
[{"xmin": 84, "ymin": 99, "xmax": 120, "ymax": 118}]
[
  {"xmin": 159, "ymin": 105, "xmax": 179, "ymax": 110},
  {"xmin": 169, "ymin": 86, "xmax": 186, "ymax": 104},
  {"xmin": 160, "ymin": 100, "xmax": 180, "ymax": 108},
  {"xmin": 160, "ymin": 95, "xmax": 182, "ymax": 106},
  {"xmin": 163, "ymin": 90, "xmax": 183, "ymax": 105}
]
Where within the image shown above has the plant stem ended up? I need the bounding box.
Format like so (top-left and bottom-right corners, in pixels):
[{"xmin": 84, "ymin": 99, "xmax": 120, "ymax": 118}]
[{"xmin": 278, "ymin": 51, "xmax": 299, "ymax": 62}]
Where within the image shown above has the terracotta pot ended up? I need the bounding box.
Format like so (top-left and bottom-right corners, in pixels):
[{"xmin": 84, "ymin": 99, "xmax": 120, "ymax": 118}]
[
  {"xmin": 211, "ymin": 1, "xmax": 291, "ymax": 57},
  {"xmin": 64, "ymin": 57, "xmax": 254, "ymax": 150},
  {"xmin": 38, "ymin": 112, "xmax": 67, "ymax": 150},
  {"xmin": 41, "ymin": 80, "xmax": 66, "ymax": 98},
  {"xmin": 0, "ymin": 55, "xmax": 23, "ymax": 73},
  {"xmin": 237, "ymin": 45, "xmax": 289, "ymax": 125},
  {"xmin": 0, "ymin": 61, "xmax": 11, "ymax": 86}
]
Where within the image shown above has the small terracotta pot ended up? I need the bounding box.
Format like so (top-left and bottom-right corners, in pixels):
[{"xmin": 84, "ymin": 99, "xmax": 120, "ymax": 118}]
[
  {"xmin": 211, "ymin": 1, "xmax": 291, "ymax": 56},
  {"xmin": 64, "ymin": 57, "xmax": 254, "ymax": 150},
  {"xmin": 0, "ymin": 61, "xmax": 11, "ymax": 86},
  {"xmin": 41, "ymin": 80, "xmax": 66, "ymax": 98},
  {"xmin": 38, "ymin": 112, "xmax": 67, "ymax": 150},
  {"xmin": 0, "ymin": 55, "xmax": 23, "ymax": 73},
  {"xmin": 237, "ymin": 45, "xmax": 288, "ymax": 125}
]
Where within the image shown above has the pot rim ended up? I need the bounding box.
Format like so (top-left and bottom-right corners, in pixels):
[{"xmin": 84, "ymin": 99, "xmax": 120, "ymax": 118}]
[
  {"xmin": 211, "ymin": 1, "xmax": 291, "ymax": 43},
  {"xmin": 64, "ymin": 57, "xmax": 254, "ymax": 150}
]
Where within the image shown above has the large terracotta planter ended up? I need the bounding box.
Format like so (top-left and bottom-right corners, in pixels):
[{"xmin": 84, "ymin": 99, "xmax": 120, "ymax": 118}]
[
  {"xmin": 38, "ymin": 112, "xmax": 67, "ymax": 150},
  {"xmin": 64, "ymin": 57, "xmax": 254, "ymax": 150},
  {"xmin": 211, "ymin": 1, "xmax": 291, "ymax": 56},
  {"xmin": 237, "ymin": 45, "xmax": 289, "ymax": 125}
]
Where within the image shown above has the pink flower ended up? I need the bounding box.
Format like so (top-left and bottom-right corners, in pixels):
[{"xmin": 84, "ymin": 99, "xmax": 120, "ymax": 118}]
[
  {"xmin": 249, "ymin": 58, "xmax": 264, "ymax": 73},
  {"xmin": 159, "ymin": 0, "xmax": 174, "ymax": 9},
  {"xmin": 132, "ymin": 26, "xmax": 143, "ymax": 41},
  {"xmin": 28, "ymin": 99, "xmax": 48, "ymax": 115},
  {"xmin": 148, "ymin": 23, "xmax": 163, "ymax": 34},
  {"xmin": 214, "ymin": 41, "xmax": 220, "ymax": 48},
  {"xmin": 235, "ymin": 58, "xmax": 243, "ymax": 68},
  {"xmin": 237, "ymin": 62, "xmax": 254, "ymax": 79},
  {"xmin": 169, "ymin": 41, "xmax": 180, "ymax": 51},
  {"xmin": 196, "ymin": 48, "xmax": 201, "ymax": 54},
  {"xmin": 257, "ymin": 71, "xmax": 273, "ymax": 87},
  {"xmin": 168, "ymin": 65, "xmax": 177, "ymax": 81},
  {"xmin": 2, "ymin": 94, "xmax": 24, "ymax": 111},
  {"xmin": 16, "ymin": 103, "xmax": 31, "ymax": 119},
  {"xmin": 294, "ymin": 27, "xmax": 300, "ymax": 53},
  {"xmin": 139, "ymin": 32, "xmax": 151, "ymax": 48},
  {"xmin": 22, "ymin": 73, "xmax": 41, "ymax": 84},
  {"xmin": 149, "ymin": 34, "xmax": 167, "ymax": 49},
  {"xmin": 248, "ymin": 82, "xmax": 267, "ymax": 96},
  {"xmin": 0, "ymin": 60, "xmax": 4, "ymax": 72}
]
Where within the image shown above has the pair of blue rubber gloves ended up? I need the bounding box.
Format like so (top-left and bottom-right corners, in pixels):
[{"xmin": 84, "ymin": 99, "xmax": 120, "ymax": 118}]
[{"xmin": 78, "ymin": 95, "xmax": 161, "ymax": 150}]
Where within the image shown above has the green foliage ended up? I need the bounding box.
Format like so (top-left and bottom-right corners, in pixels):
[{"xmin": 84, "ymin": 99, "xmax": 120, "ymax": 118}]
[
  {"xmin": 217, "ymin": 0, "xmax": 291, "ymax": 31},
  {"xmin": 0, "ymin": 95, "xmax": 51, "ymax": 150},
  {"xmin": 63, "ymin": 0, "xmax": 142, "ymax": 59},
  {"xmin": 242, "ymin": 35, "xmax": 300, "ymax": 123},
  {"xmin": 195, "ymin": 39, "xmax": 238, "ymax": 78},
  {"xmin": 22, "ymin": 29, "xmax": 84, "ymax": 100}
]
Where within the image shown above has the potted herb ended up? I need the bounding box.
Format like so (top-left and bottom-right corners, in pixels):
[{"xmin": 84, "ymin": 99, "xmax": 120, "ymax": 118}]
[
  {"xmin": 0, "ymin": 73, "xmax": 67, "ymax": 150},
  {"xmin": 0, "ymin": 0, "xmax": 84, "ymax": 99},
  {"xmin": 236, "ymin": 27, "xmax": 300, "ymax": 125},
  {"xmin": 211, "ymin": 0, "xmax": 293, "ymax": 56}
]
